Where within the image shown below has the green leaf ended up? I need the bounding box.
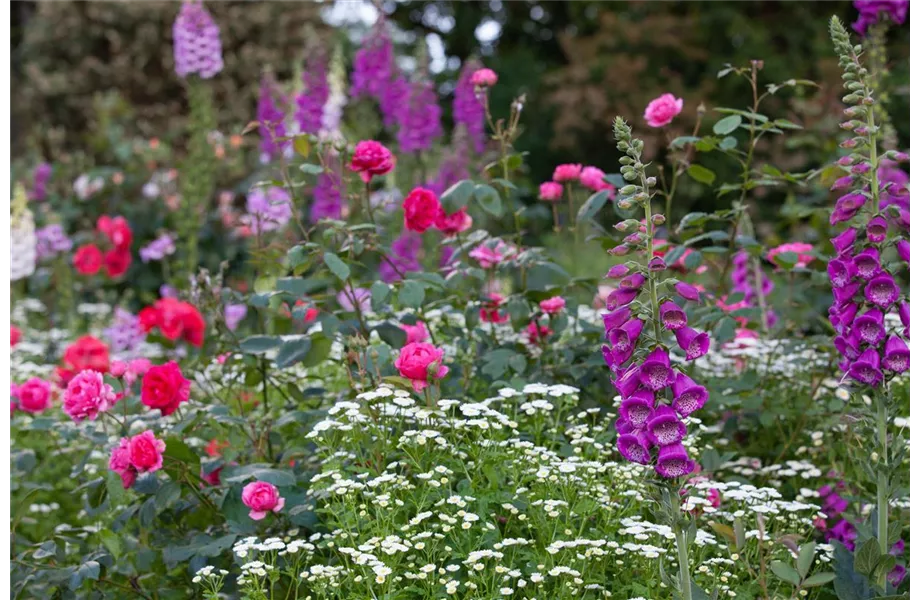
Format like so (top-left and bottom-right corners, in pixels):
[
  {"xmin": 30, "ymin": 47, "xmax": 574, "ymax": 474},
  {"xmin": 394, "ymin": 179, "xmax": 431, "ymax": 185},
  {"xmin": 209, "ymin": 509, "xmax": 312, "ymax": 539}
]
[
  {"xmin": 161, "ymin": 438, "xmax": 200, "ymax": 484},
  {"xmin": 440, "ymin": 180, "xmax": 475, "ymax": 213},
  {"xmin": 155, "ymin": 481, "xmax": 182, "ymax": 510},
  {"xmin": 713, "ymin": 115, "xmax": 743, "ymax": 135},
  {"xmin": 855, "ymin": 539, "xmax": 881, "ymax": 576},
  {"xmin": 275, "ymin": 277, "xmax": 314, "ymax": 297},
  {"xmin": 474, "ymin": 184, "xmax": 503, "ymax": 217},
  {"xmin": 687, "ymin": 164, "xmax": 716, "ymax": 186},
  {"xmin": 803, "ymin": 572, "xmax": 836, "ymax": 588},
  {"xmin": 670, "ymin": 136, "xmax": 701, "ymax": 149},
  {"xmin": 774, "ymin": 118, "xmax": 803, "ymax": 130},
  {"xmin": 398, "ymin": 280, "xmax": 425, "ymax": 308},
  {"xmin": 370, "ymin": 281, "xmax": 391, "ymax": 311},
  {"xmin": 375, "ymin": 323, "xmax": 407, "ymax": 348},
  {"xmin": 69, "ymin": 561, "xmax": 101, "ymax": 590},
  {"xmin": 275, "ymin": 337, "xmax": 312, "ymax": 369},
  {"xmin": 239, "ymin": 335, "xmax": 282, "ymax": 354},
  {"xmin": 302, "ymin": 334, "xmax": 333, "ymax": 368},
  {"xmin": 576, "ymin": 190, "xmax": 610, "ymax": 222},
  {"xmin": 299, "ymin": 163, "xmax": 324, "ymax": 175},
  {"xmin": 771, "ymin": 561, "xmax": 801, "ymax": 585},
  {"xmin": 323, "ymin": 252, "xmax": 351, "ymax": 281},
  {"xmin": 719, "ymin": 136, "xmax": 738, "ymax": 150},
  {"xmin": 798, "ymin": 542, "xmax": 817, "ymax": 578}
]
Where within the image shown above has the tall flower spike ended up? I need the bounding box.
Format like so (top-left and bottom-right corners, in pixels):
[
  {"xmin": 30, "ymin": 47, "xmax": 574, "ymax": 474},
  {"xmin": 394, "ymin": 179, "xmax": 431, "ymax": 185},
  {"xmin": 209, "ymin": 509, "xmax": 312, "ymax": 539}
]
[{"xmin": 172, "ymin": 1, "xmax": 223, "ymax": 79}]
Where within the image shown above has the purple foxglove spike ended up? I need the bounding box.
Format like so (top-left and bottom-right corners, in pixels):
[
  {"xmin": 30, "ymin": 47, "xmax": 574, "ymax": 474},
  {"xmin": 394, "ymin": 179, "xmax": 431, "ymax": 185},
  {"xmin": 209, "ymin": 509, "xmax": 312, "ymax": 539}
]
[
  {"xmin": 881, "ymin": 336, "xmax": 909, "ymax": 373},
  {"xmin": 172, "ymin": 1, "xmax": 224, "ymax": 79},
  {"xmin": 671, "ymin": 372, "xmax": 709, "ymax": 416},
  {"xmin": 620, "ymin": 273, "xmax": 646, "ymax": 291},
  {"xmin": 898, "ymin": 210, "xmax": 910, "ymax": 229},
  {"xmin": 616, "ymin": 431, "xmax": 651, "ymax": 464},
  {"xmin": 835, "ymin": 191, "xmax": 867, "ymax": 212},
  {"xmin": 897, "ymin": 240, "xmax": 909, "ymax": 264},
  {"xmin": 831, "ymin": 175, "xmax": 854, "ymax": 191},
  {"xmin": 605, "ymin": 264, "xmax": 630, "ymax": 279},
  {"xmin": 866, "ymin": 216, "xmax": 888, "ymax": 243},
  {"xmin": 654, "ymin": 442, "xmax": 695, "ymax": 478},
  {"xmin": 834, "ymin": 336, "xmax": 861, "ymax": 361},
  {"xmin": 864, "ymin": 274, "xmax": 900, "ymax": 309},
  {"xmin": 834, "ymin": 302, "xmax": 859, "ymax": 333},
  {"xmin": 832, "ymin": 282, "xmax": 861, "ymax": 305},
  {"xmin": 674, "ymin": 327, "xmax": 710, "ymax": 361},
  {"xmin": 830, "ymin": 206, "xmax": 859, "ymax": 226},
  {"xmin": 853, "ymin": 248, "xmax": 881, "ymax": 279},
  {"xmin": 614, "ymin": 364, "xmax": 641, "ymax": 398},
  {"xmin": 827, "ymin": 258, "xmax": 856, "ymax": 288},
  {"xmin": 619, "ymin": 390, "xmax": 656, "ymax": 428},
  {"xmin": 899, "ymin": 302, "xmax": 909, "ymax": 337},
  {"xmin": 638, "ymin": 347, "xmax": 676, "ymax": 391},
  {"xmin": 647, "ymin": 405, "xmax": 686, "ymax": 446},
  {"xmin": 849, "ymin": 348, "xmax": 882, "ymax": 386},
  {"xmin": 831, "ymin": 228, "xmax": 858, "ymax": 255},
  {"xmin": 614, "ymin": 416, "xmax": 637, "ymax": 435},
  {"xmin": 606, "ymin": 288, "xmax": 640, "ymax": 310},
  {"xmin": 602, "ymin": 307, "xmax": 632, "ymax": 334},
  {"xmin": 674, "ymin": 282, "xmax": 701, "ymax": 302},
  {"xmin": 648, "ymin": 257, "xmax": 667, "ymax": 272},
  {"xmin": 853, "ymin": 309, "xmax": 886, "ymax": 346},
  {"xmin": 659, "ymin": 301, "xmax": 688, "ymax": 331}
]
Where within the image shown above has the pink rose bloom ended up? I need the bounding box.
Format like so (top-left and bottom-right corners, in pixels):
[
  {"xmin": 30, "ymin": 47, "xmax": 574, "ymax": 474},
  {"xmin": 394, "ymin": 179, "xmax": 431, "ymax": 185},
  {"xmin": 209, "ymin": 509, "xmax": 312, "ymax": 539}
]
[
  {"xmin": 435, "ymin": 206, "xmax": 473, "ymax": 236},
  {"xmin": 16, "ymin": 378, "xmax": 53, "ymax": 414},
  {"xmin": 469, "ymin": 241, "xmax": 514, "ymax": 269},
  {"xmin": 109, "ymin": 438, "xmax": 137, "ymax": 489},
  {"xmin": 402, "ymin": 187, "xmax": 440, "ymax": 233},
  {"xmin": 141, "ymin": 361, "xmax": 191, "ymax": 416},
  {"xmin": 401, "ymin": 322, "xmax": 429, "ymax": 344},
  {"xmin": 644, "ymin": 93, "xmax": 683, "ymax": 128},
  {"xmin": 129, "ymin": 430, "xmax": 166, "ymax": 472},
  {"xmin": 349, "ymin": 140, "xmax": 395, "ymax": 184},
  {"xmin": 201, "ymin": 465, "xmax": 223, "ymax": 487},
  {"xmin": 242, "ymin": 481, "xmax": 285, "ymax": 520},
  {"xmin": 125, "ymin": 358, "xmax": 153, "ymax": 386},
  {"xmin": 470, "ymin": 68, "xmax": 498, "ymax": 88},
  {"xmin": 767, "ymin": 242, "xmax": 815, "ymax": 269},
  {"xmin": 480, "ymin": 293, "xmax": 509, "ymax": 324},
  {"xmin": 539, "ymin": 296, "xmax": 566, "ymax": 315},
  {"xmin": 394, "ymin": 342, "xmax": 449, "ymax": 392},
  {"xmin": 579, "ymin": 166, "xmax": 615, "ymax": 193},
  {"xmin": 552, "ymin": 164, "xmax": 583, "ymax": 183},
  {"xmin": 63, "ymin": 370, "xmax": 117, "ymax": 421},
  {"xmin": 538, "ymin": 182, "xmax": 563, "ymax": 202},
  {"xmin": 525, "ymin": 321, "xmax": 553, "ymax": 346},
  {"xmin": 10, "ymin": 400, "xmax": 17, "ymax": 416}
]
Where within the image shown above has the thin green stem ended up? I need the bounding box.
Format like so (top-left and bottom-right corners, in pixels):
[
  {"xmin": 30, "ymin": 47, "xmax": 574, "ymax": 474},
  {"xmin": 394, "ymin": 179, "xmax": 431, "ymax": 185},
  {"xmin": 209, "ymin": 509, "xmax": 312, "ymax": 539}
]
[{"xmin": 876, "ymin": 390, "xmax": 888, "ymax": 554}]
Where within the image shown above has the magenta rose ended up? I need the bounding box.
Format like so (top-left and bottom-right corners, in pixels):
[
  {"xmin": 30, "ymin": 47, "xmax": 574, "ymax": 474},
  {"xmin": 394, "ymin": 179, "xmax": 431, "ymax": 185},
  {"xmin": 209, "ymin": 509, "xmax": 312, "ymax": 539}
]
[
  {"xmin": 400, "ymin": 322, "xmax": 429, "ymax": 344},
  {"xmin": 394, "ymin": 342, "xmax": 449, "ymax": 392},
  {"xmin": 539, "ymin": 296, "xmax": 566, "ymax": 315},
  {"xmin": 128, "ymin": 430, "xmax": 166, "ymax": 472},
  {"xmin": 538, "ymin": 182, "xmax": 563, "ymax": 202},
  {"xmin": 644, "ymin": 93, "xmax": 683, "ymax": 128},
  {"xmin": 470, "ymin": 68, "xmax": 498, "ymax": 88},
  {"xmin": 552, "ymin": 163, "xmax": 583, "ymax": 183},
  {"xmin": 140, "ymin": 361, "xmax": 191, "ymax": 416},
  {"xmin": 16, "ymin": 377, "xmax": 52, "ymax": 414},
  {"xmin": 242, "ymin": 481, "xmax": 285, "ymax": 520},
  {"xmin": 402, "ymin": 187, "xmax": 440, "ymax": 233},
  {"xmin": 109, "ymin": 438, "xmax": 137, "ymax": 489},
  {"xmin": 349, "ymin": 140, "xmax": 395, "ymax": 184},
  {"xmin": 63, "ymin": 369, "xmax": 117, "ymax": 422}
]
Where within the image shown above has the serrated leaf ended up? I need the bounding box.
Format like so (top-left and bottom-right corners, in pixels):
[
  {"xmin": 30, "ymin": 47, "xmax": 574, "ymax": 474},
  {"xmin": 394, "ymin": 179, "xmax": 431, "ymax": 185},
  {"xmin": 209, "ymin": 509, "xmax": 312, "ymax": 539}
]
[
  {"xmin": 576, "ymin": 190, "xmax": 609, "ymax": 222},
  {"xmin": 771, "ymin": 561, "xmax": 801, "ymax": 585},
  {"xmin": 474, "ymin": 184, "xmax": 503, "ymax": 217},
  {"xmin": 713, "ymin": 115, "xmax": 743, "ymax": 135},
  {"xmin": 687, "ymin": 164, "xmax": 716, "ymax": 186},
  {"xmin": 239, "ymin": 335, "xmax": 282, "ymax": 354},
  {"xmin": 323, "ymin": 252, "xmax": 351, "ymax": 281}
]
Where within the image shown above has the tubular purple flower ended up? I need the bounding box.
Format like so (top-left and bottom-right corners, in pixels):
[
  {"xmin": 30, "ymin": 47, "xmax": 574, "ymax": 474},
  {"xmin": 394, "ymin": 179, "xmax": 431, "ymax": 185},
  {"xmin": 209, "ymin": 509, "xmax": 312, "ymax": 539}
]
[
  {"xmin": 896, "ymin": 240, "xmax": 909, "ymax": 264},
  {"xmin": 659, "ymin": 301, "xmax": 687, "ymax": 331},
  {"xmin": 351, "ymin": 19, "xmax": 394, "ymax": 101},
  {"xmin": 606, "ymin": 288, "xmax": 640, "ymax": 310},
  {"xmin": 620, "ymin": 273, "xmax": 646, "ymax": 290},
  {"xmin": 602, "ymin": 307, "xmax": 632, "ymax": 335},
  {"xmin": 654, "ymin": 443, "xmax": 695, "ymax": 479},
  {"xmin": 674, "ymin": 327, "xmax": 710, "ymax": 361},
  {"xmin": 453, "ymin": 61, "xmax": 486, "ymax": 153},
  {"xmin": 834, "ymin": 336, "xmax": 861, "ymax": 361},
  {"xmin": 864, "ymin": 273, "xmax": 900, "ymax": 309},
  {"xmin": 853, "ymin": 309, "xmax": 886, "ymax": 346},
  {"xmin": 605, "ymin": 264, "xmax": 630, "ymax": 279},
  {"xmin": 614, "ymin": 364, "xmax": 641, "ymax": 398},
  {"xmin": 648, "ymin": 257, "xmax": 667, "ymax": 272},
  {"xmin": 396, "ymin": 78, "xmax": 443, "ymax": 153},
  {"xmin": 898, "ymin": 302, "xmax": 909, "ymax": 337},
  {"xmin": 619, "ymin": 390, "xmax": 655, "ymax": 428},
  {"xmin": 638, "ymin": 347, "xmax": 676, "ymax": 391},
  {"xmin": 827, "ymin": 258, "xmax": 856, "ymax": 288},
  {"xmin": 832, "ymin": 302, "xmax": 859, "ymax": 332},
  {"xmin": 881, "ymin": 336, "xmax": 909, "ymax": 373},
  {"xmin": 606, "ymin": 319, "xmax": 644, "ymax": 365},
  {"xmin": 831, "ymin": 227, "xmax": 858, "ymax": 256},
  {"xmin": 294, "ymin": 52, "xmax": 329, "ymax": 136},
  {"xmin": 849, "ymin": 348, "xmax": 882, "ymax": 386},
  {"xmin": 866, "ymin": 216, "xmax": 888, "ymax": 243},
  {"xmin": 853, "ymin": 248, "xmax": 881, "ymax": 279},
  {"xmin": 671, "ymin": 372, "xmax": 709, "ymax": 416},
  {"xmin": 674, "ymin": 282, "xmax": 701, "ymax": 302},
  {"xmin": 832, "ymin": 282, "xmax": 861, "ymax": 306},
  {"xmin": 257, "ymin": 75, "xmax": 288, "ymax": 159},
  {"xmin": 646, "ymin": 405, "xmax": 687, "ymax": 446},
  {"xmin": 617, "ymin": 431, "xmax": 651, "ymax": 465},
  {"xmin": 831, "ymin": 175, "xmax": 854, "ymax": 191}
]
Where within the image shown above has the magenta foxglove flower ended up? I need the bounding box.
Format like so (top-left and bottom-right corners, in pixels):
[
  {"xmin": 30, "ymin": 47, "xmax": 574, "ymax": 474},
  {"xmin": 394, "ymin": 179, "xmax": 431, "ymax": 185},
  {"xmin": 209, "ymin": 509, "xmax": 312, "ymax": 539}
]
[
  {"xmin": 881, "ymin": 336, "xmax": 909, "ymax": 373},
  {"xmin": 853, "ymin": 248, "xmax": 881, "ymax": 279},
  {"xmin": 619, "ymin": 389, "xmax": 655, "ymax": 428},
  {"xmin": 602, "ymin": 307, "xmax": 632, "ymax": 334},
  {"xmin": 453, "ymin": 61, "xmax": 486, "ymax": 153},
  {"xmin": 654, "ymin": 442, "xmax": 695, "ymax": 478},
  {"xmin": 896, "ymin": 240, "xmax": 909, "ymax": 264},
  {"xmin": 866, "ymin": 216, "xmax": 888, "ymax": 243},
  {"xmin": 674, "ymin": 282, "xmax": 701, "ymax": 302},
  {"xmin": 659, "ymin": 301, "xmax": 687, "ymax": 330},
  {"xmin": 898, "ymin": 302, "xmax": 909, "ymax": 337},
  {"xmin": 620, "ymin": 273, "xmax": 646, "ymax": 291},
  {"xmin": 606, "ymin": 288, "xmax": 640, "ymax": 310},
  {"xmin": 853, "ymin": 309, "xmax": 886, "ymax": 346},
  {"xmin": 646, "ymin": 405, "xmax": 687, "ymax": 446},
  {"xmin": 638, "ymin": 347, "xmax": 676, "ymax": 391},
  {"xmin": 671, "ymin": 372, "xmax": 709, "ymax": 416},
  {"xmin": 172, "ymin": 1, "xmax": 224, "ymax": 79},
  {"xmin": 396, "ymin": 79, "xmax": 443, "ymax": 153},
  {"xmin": 616, "ymin": 431, "xmax": 651, "ymax": 465},
  {"xmin": 294, "ymin": 52, "xmax": 329, "ymax": 136},
  {"xmin": 852, "ymin": 0, "xmax": 909, "ymax": 35},
  {"xmin": 605, "ymin": 264, "xmax": 630, "ymax": 280},
  {"xmin": 604, "ymin": 319, "xmax": 644, "ymax": 366},
  {"xmin": 850, "ymin": 348, "xmax": 882, "ymax": 386},
  {"xmin": 351, "ymin": 19, "xmax": 394, "ymax": 102},
  {"xmin": 864, "ymin": 274, "xmax": 900, "ymax": 309},
  {"xmin": 257, "ymin": 75, "xmax": 289, "ymax": 160},
  {"xmin": 674, "ymin": 327, "xmax": 710, "ymax": 361}
]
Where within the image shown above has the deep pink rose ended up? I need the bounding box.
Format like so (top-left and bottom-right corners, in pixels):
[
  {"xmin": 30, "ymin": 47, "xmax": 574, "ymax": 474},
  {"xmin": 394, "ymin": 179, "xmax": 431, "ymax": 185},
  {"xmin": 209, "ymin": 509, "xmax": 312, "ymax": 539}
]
[
  {"xmin": 435, "ymin": 205, "xmax": 473, "ymax": 236},
  {"xmin": 525, "ymin": 321, "xmax": 553, "ymax": 345},
  {"xmin": 539, "ymin": 296, "xmax": 566, "ymax": 315},
  {"xmin": 552, "ymin": 164, "xmax": 583, "ymax": 183},
  {"xmin": 469, "ymin": 241, "xmax": 514, "ymax": 269},
  {"xmin": 644, "ymin": 93, "xmax": 683, "ymax": 128},
  {"xmin": 109, "ymin": 438, "xmax": 137, "ymax": 489},
  {"xmin": 16, "ymin": 378, "xmax": 53, "ymax": 414},
  {"xmin": 401, "ymin": 322, "xmax": 429, "ymax": 344},
  {"xmin": 470, "ymin": 68, "xmax": 498, "ymax": 87},
  {"xmin": 63, "ymin": 370, "xmax": 117, "ymax": 421},
  {"xmin": 538, "ymin": 182, "xmax": 563, "ymax": 202},
  {"xmin": 242, "ymin": 481, "xmax": 285, "ymax": 520},
  {"xmin": 140, "ymin": 361, "xmax": 191, "ymax": 416},
  {"xmin": 394, "ymin": 342, "xmax": 449, "ymax": 392},
  {"xmin": 579, "ymin": 166, "xmax": 615, "ymax": 193},
  {"xmin": 349, "ymin": 140, "xmax": 395, "ymax": 184},
  {"xmin": 402, "ymin": 187, "xmax": 440, "ymax": 233},
  {"xmin": 128, "ymin": 430, "xmax": 166, "ymax": 472},
  {"xmin": 767, "ymin": 242, "xmax": 815, "ymax": 269}
]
